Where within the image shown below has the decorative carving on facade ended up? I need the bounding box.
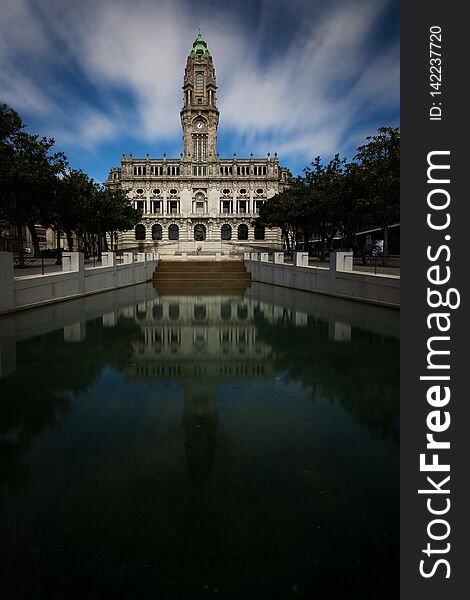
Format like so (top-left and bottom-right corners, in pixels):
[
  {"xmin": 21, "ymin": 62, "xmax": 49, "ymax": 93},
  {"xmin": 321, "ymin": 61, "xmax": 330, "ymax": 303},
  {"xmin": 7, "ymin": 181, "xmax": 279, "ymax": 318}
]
[{"xmin": 106, "ymin": 33, "xmax": 289, "ymax": 252}]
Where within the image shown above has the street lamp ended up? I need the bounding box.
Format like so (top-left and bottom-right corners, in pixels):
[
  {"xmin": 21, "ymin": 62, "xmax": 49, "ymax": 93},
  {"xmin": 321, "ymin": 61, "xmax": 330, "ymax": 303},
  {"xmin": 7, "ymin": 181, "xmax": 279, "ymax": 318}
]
[{"xmin": 97, "ymin": 212, "xmax": 101, "ymax": 261}]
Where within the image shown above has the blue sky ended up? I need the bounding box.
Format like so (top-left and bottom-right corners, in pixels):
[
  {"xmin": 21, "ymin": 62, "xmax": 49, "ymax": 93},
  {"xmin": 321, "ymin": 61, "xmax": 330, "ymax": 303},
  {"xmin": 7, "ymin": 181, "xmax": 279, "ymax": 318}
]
[{"xmin": 0, "ymin": 0, "xmax": 399, "ymax": 183}]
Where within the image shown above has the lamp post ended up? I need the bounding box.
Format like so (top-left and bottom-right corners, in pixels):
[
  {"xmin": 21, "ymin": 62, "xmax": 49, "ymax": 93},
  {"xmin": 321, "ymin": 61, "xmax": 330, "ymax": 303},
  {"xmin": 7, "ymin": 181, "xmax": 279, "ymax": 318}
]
[
  {"xmin": 54, "ymin": 184, "xmax": 62, "ymax": 265},
  {"xmin": 97, "ymin": 212, "xmax": 101, "ymax": 261}
]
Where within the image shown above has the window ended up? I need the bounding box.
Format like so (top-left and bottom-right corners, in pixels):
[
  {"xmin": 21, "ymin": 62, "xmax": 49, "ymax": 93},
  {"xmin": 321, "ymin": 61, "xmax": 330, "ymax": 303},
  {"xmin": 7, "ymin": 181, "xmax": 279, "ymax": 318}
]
[
  {"xmin": 221, "ymin": 303, "xmax": 231, "ymax": 320},
  {"xmin": 169, "ymin": 224, "xmax": 179, "ymax": 240},
  {"xmin": 238, "ymin": 224, "xmax": 248, "ymax": 240},
  {"xmin": 256, "ymin": 188, "xmax": 264, "ymax": 195},
  {"xmin": 196, "ymin": 72, "xmax": 204, "ymax": 91},
  {"xmin": 169, "ymin": 200, "xmax": 178, "ymax": 214},
  {"xmin": 169, "ymin": 188, "xmax": 178, "ymax": 195},
  {"xmin": 237, "ymin": 304, "xmax": 248, "ymax": 320},
  {"xmin": 135, "ymin": 224, "xmax": 146, "ymax": 240},
  {"xmin": 221, "ymin": 200, "xmax": 231, "ymax": 214},
  {"xmin": 136, "ymin": 200, "xmax": 145, "ymax": 212},
  {"xmin": 221, "ymin": 224, "xmax": 232, "ymax": 240},
  {"xmin": 193, "ymin": 136, "xmax": 207, "ymax": 161},
  {"xmin": 239, "ymin": 188, "xmax": 247, "ymax": 195},
  {"xmin": 152, "ymin": 304, "xmax": 163, "ymax": 320},
  {"xmin": 169, "ymin": 304, "xmax": 180, "ymax": 320},
  {"xmin": 194, "ymin": 330, "xmax": 207, "ymax": 350},
  {"xmin": 255, "ymin": 200, "xmax": 265, "ymax": 213},
  {"xmin": 136, "ymin": 189, "xmax": 144, "ymax": 195},
  {"xmin": 152, "ymin": 201, "xmax": 161, "ymax": 213},
  {"xmin": 194, "ymin": 224, "xmax": 206, "ymax": 241},
  {"xmin": 152, "ymin": 224, "xmax": 162, "ymax": 240},
  {"xmin": 194, "ymin": 304, "xmax": 207, "ymax": 320},
  {"xmin": 153, "ymin": 189, "xmax": 160, "ymax": 195},
  {"xmin": 254, "ymin": 223, "xmax": 265, "ymax": 240},
  {"xmin": 238, "ymin": 200, "xmax": 247, "ymax": 214},
  {"xmin": 194, "ymin": 192, "xmax": 205, "ymax": 214},
  {"xmin": 223, "ymin": 188, "xmax": 230, "ymax": 195}
]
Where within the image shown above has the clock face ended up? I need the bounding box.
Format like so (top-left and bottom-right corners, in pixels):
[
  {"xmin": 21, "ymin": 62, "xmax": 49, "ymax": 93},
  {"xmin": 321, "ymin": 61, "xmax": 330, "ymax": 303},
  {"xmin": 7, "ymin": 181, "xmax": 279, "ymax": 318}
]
[{"xmin": 196, "ymin": 121, "xmax": 204, "ymax": 130}]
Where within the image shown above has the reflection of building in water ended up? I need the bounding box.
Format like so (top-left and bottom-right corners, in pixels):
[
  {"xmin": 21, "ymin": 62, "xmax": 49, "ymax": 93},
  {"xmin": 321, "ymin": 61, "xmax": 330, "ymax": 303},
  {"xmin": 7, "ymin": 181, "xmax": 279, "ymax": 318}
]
[
  {"xmin": 125, "ymin": 294, "xmax": 283, "ymax": 487},
  {"xmin": 127, "ymin": 295, "xmax": 276, "ymax": 380}
]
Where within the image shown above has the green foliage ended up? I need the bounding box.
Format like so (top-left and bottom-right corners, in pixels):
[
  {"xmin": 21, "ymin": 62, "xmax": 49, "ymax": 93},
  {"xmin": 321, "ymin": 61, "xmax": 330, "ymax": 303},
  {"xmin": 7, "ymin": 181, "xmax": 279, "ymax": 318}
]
[
  {"xmin": 0, "ymin": 104, "xmax": 140, "ymax": 257},
  {"xmin": 257, "ymin": 127, "xmax": 400, "ymax": 258},
  {"xmin": 353, "ymin": 126, "xmax": 400, "ymax": 256},
  {"xmin": 0, "ymin": 104, "xmax": 67, "ymax": 259},
  {"xmin": 94, "ymin": 187, "xmax": 140, "ymax": 237}
]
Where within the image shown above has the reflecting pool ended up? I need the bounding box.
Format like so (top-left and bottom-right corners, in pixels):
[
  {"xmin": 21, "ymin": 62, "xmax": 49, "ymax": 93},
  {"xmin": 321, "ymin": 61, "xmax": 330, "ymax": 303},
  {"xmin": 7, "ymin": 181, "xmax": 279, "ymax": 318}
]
[{"xmin": 0, "ymin": 281, "xmax": 399, "ymax": 599}]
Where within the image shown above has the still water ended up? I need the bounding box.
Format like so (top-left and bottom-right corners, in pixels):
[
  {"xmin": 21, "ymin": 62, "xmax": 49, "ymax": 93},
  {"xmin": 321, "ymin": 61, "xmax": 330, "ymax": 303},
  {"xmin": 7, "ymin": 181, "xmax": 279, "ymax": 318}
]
[{"xmin": 0, "ymin": 281, "xmax": 399, "ymax": 599}]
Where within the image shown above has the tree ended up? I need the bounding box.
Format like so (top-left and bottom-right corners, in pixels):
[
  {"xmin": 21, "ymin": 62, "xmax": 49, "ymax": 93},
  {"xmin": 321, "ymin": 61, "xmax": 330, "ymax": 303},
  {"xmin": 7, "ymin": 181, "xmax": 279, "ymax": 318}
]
[
  {"xmin": 50, "ymin": 169, "xmax": 97, "ymax": 253},
  {"xmin": 303, "ymin": 154, "xmax": 346, "ymax": 260},
  {"xmin": 93, "ymin": 187, "xmax": 140, "ymax": 253},
  {"xmin": 0, "ymin": 104, "xmax": 67, "ymax": 263},
  {"xmin": 257, "ymin": 182, "xmax": 309, "ymax": 252},
  {"xmin": 353, "ymin": 127, "xmax": 400, "ymax": 262}
]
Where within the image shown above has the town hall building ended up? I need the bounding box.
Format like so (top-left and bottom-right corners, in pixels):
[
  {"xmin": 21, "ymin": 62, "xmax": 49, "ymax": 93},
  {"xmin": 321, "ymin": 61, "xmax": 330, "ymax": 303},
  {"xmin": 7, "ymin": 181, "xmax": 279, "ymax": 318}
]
[{"xmin": 106, "ymin": 33, "xmax": 289, "ymax": 254}]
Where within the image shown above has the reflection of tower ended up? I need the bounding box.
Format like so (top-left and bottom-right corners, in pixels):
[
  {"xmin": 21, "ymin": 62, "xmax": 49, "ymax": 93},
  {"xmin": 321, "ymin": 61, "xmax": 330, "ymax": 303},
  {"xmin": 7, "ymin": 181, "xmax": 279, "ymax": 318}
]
[
  {"xmin": 182, "ymin": 379, "xmax": 218, "ymax": 489},
  {"xmin": 126, "ymin": 294, "xmax": 278, "ymax": 487}
]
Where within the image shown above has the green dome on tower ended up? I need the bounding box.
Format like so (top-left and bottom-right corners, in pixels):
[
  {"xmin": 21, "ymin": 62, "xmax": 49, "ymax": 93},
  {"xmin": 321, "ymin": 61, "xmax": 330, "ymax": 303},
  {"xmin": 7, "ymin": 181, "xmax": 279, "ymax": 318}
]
[{"xmin": 189, "ymin": 31, "xmax": 211, "ymax": 57}]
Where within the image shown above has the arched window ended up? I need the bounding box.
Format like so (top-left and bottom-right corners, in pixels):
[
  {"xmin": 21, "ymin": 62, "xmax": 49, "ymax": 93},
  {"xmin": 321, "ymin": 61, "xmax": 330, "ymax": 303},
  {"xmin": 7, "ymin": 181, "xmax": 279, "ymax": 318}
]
[
  {"xmin": 196, "ymin": 72, "xmax": 204, "ymax": 91},
  {"xmin": 152, "ymin": 304, "xmax": 163, "ymax": 320},
  {"xmin": 194, "ymin": 224, "xmax": 206, "ymax": 241},
  {"xmin": 169, "ymin": 304, "xmax": 180, "ymax": 320},
  {"xmin": 168, "ymin": 224, "xmax": 179, "ymax": 240},
  {"xmin": 195, "ymin": 193, "xmax": 205, "ymax": 214},
  {"xmin": 152, "ymin": 224, "xmax": 162, "ymax": 241},
  {"xmin": 254, "ymin": 223, "xmax": 265, "ymax": 240},
  {"xmin": 135, "ymin": 224, "xmax": 146, "ymax": 240},
  {"xmin": 237, "ymin": 224, "xmax": 248, "ymax": 240},
  {"xmin": 194, "ymin": 304, "xmax": 207, "ymax": 321},
  {"xmin": 237, "ymin": 304, "xmax": 248, "ymax": 320},
  {"xmin": 221, "ymin": 224, "xmax": 232, "ymax": 240},
  {"xmin": 221, "ymin": 303, "xmax": 232, "ymax": 320}
]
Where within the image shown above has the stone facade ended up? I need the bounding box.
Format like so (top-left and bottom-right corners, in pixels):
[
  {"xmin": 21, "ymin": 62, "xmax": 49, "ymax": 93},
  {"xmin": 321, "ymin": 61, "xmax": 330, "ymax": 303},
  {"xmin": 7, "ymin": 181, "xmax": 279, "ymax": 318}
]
[{"xmin": 106, "ymin": 33, "xmax": 289, "ymax": 255}]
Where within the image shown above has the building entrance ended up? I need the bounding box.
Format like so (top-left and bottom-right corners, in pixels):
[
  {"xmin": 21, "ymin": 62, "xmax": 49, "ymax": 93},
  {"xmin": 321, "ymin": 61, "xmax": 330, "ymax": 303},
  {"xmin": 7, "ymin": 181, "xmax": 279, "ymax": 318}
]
[{"xmin": 194, "ymin": 224, "xmax": 207, "ymax": 241}]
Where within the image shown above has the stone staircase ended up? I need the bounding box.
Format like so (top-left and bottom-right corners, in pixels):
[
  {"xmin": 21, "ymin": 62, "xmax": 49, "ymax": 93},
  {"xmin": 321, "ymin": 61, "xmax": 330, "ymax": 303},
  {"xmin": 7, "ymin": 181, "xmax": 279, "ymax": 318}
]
[{"xmin": 153, "ymin": 260, "xmax": 251, "ymax": 295}]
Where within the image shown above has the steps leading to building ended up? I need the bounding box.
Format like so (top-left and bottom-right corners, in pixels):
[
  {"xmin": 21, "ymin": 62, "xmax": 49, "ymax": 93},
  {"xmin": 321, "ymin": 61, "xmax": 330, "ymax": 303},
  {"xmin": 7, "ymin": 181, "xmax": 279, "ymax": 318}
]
[{"xmin": 153, "ymin": 260, "xmax": 251, "ymax": 284}]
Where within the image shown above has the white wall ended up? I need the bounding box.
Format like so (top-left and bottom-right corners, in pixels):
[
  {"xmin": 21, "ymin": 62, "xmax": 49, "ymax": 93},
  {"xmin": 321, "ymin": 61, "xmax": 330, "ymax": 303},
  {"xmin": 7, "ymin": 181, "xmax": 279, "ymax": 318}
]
[
  {"xmin": 0, "ymin": 252, "xmax": 159, "ymax": 314},
  {"xmin": 245, "ymin": 252, "xmax": 400, "ymax": 308}
]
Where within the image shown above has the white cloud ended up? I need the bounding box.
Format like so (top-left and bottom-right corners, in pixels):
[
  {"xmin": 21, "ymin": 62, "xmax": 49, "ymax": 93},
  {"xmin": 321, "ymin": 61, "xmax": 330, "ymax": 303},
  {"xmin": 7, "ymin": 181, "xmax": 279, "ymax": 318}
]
[{"xmin": 0, "ymin": 0, "xmax": 399, "ymax": 167}]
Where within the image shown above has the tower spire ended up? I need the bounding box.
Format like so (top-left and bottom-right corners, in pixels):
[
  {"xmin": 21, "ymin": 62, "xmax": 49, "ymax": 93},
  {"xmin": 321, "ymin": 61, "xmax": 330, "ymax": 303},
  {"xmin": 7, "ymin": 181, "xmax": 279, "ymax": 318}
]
[
  {"xmin": 181, "ymin": 33, "xmax": 219, "ymax": 161},
  {"xmin": 189, "ymin": 30, "xmax": 211, "ymax": 57}
]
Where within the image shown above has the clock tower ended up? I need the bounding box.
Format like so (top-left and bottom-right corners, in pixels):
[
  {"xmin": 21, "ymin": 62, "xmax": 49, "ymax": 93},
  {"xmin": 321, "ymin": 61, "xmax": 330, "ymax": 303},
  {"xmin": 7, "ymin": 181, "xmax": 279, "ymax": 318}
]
[{"xmin": 180, "ymin": 32, "xmax": 219, "ymax": 162}]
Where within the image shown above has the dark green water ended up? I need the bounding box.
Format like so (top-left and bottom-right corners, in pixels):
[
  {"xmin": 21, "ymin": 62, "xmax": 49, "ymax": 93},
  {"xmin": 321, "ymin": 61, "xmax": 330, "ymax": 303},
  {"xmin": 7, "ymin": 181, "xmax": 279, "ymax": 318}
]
[{"xmin": 0, "ymin": 282, "xmax": 399, "ymax": 599}]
